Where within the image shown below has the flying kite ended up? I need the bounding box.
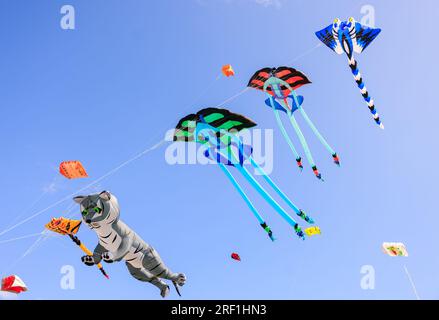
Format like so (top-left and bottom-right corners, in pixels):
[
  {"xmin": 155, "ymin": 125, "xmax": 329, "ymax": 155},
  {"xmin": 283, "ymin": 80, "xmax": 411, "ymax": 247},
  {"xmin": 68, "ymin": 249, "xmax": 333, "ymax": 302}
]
[
  {"xmin": 382, "ymin": 242, "xmax": 408, "ymax": 257},
  {"xmin": 316, "ymin": 17, "xmax": 383, "ymax": 129},
  {"xmin": 174, "ymin": 107, "xmax": 316, "ymax": 240},
  {"xmin": 304, "ymin": 226, "xmax": 321, "ymax": 237},
  {"xmin": 231, "ymin": 253, "xmax": 241, "ymax": 261},
  {"xmin": 1, "ymin": 275, "xmax": 28, "ymax": 294},
  {"xmin": 248, "ymin": 67, "xmax": 339, "ymax": 181},
  {"xmin": 222, "ymin": 64, "xmax": 235, "ymax": 77},
  {"xmin": 73, "ymin": 191, "xmax": 186, "ymax": 298},
  {"xmin": 45, "ymin": 217, "xmax": 110, "ymax": 279},
  {"xmin": 59, "ymin": 160, "xmax": 88, "ymax": 179}
]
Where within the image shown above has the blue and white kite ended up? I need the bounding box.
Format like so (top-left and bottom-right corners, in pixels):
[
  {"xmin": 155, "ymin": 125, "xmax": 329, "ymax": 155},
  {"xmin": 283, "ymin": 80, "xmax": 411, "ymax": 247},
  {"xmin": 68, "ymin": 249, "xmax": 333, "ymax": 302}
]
[{"xmin": 316, "ymin": 17, "xmax": 383, "ymax": 129}]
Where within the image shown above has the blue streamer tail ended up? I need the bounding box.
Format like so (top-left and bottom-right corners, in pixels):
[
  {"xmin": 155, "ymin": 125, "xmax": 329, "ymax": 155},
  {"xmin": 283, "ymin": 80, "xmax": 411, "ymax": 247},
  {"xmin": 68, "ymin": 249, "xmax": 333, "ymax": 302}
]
[{"xmin": 217, "ymin": 163, "xmax": 275, "ymax": 241}]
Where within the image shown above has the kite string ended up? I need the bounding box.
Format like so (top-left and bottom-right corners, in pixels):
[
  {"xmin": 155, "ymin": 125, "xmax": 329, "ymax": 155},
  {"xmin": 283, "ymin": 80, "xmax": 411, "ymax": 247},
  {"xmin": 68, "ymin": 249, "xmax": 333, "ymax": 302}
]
[
  {"xmin": 0, "ymin": 200, "xmax": 74, "ymax": 275},
  {"xmin": 0, "ymin": 140, "xmax": 167, "ymax": 238},
  {"xmin": 3, "ymin": 175, "xmax": 59, "ymax": 230},
  {"xmin": 0, "ymin": 78, "xmax": 248, "ymax": 239},
  {"xmin": 284, "ymin": 1, "xmax": 364, "ymax": 66},
  {"xmin": 0, "ymin": 41, "xmax": 327, "ymax": 240},
  {"xmin": 213, "ymin": 87, "xmax": 249, "ymax": 108},
  {"xmin": 20, "ymin": 202, "xmax": 77, "ymax": 260},
  {"xmin": 0, "ymin": 202, "xmax": 76, "ymax": 275},
  {"xmin": 287, "ymin": 42, "xmax": 323, "ymax": 65},
  {"xmin": 0, "ymin": 232, "xmax": 46, "ymax": 245},
  {"xmin": 403, "ymin": 265, "xmax": 420, "ymax": 300},
  {"xmin": 0, "ymin": 73, "xmax": 226, "ymax": 240}
]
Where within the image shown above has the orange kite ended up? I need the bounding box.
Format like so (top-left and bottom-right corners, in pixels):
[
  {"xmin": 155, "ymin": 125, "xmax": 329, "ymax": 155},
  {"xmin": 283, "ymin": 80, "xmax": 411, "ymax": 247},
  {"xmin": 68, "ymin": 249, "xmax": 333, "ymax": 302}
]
[
  {"xmin": 59, "ymin": 161, "xmax": 88, "ymax": 179},
  {"xmin": 222, "ymin": 64, "xmax": 235, "ymax": 77}
]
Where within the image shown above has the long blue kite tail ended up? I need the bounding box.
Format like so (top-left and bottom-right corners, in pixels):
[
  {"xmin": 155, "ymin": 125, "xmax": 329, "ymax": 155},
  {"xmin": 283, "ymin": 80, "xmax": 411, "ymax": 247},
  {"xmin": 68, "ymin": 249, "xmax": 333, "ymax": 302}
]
[
  {"xmin": 217, "ymin": 162, "xmax": 275, "ymax": 241},
  {"xmin": 249, "ymin": 157, "xmax": 315, "ymax": 224},
  {"xmin": 281, "ymin": 99, "xmax": 323, "ymax": 181},
  {"xmin": 290, "ymin": 92, "xmax": 340, "ymax": 166},
  {"xmin": 232, "ymin": 161, "xmax": 305, "ymax": 240},
  {"xmin": 348, "ymin": 57, "xmax": 384, "ymax": 129},
  {"xmin": 268, "ymin": 96, "xmax": 303, "ymax": 171}
]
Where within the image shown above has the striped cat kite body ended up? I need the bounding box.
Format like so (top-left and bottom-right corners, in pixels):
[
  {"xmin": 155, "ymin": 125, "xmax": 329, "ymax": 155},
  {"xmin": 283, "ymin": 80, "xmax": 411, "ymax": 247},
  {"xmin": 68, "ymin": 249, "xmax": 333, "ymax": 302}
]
[
  {"xmin": 316, "ymin": 17, "xmax": 383, "ymax": 129},
  {"xmin": 73, "ymin": 191, "xmax": 186, "ymax": 298}
]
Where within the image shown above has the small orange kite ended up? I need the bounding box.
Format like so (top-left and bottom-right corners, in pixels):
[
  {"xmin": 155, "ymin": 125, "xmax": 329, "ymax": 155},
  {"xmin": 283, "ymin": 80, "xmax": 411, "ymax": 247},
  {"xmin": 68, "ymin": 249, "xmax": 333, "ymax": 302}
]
[
  {"xmin": 222, "ymin": 64, "xmax": 235, "ymax": 77},
  {"xmin": 59, "ymin": 161, "xmax": 88, "ymax": 179},
  {"xmin": 45, "ymin": 217, "xmax": 109, "ymax": 279},
  {"xmin": 45, "ymin": 217, "xmax": 82, "ymax": 235}
]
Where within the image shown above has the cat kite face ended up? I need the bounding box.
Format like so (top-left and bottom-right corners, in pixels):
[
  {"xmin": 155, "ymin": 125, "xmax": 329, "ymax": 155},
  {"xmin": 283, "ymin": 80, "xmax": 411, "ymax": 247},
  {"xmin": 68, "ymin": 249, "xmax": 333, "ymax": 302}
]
[{"xmin": 73, "ymin": 191, "xmax": 120, "ymax": 227}]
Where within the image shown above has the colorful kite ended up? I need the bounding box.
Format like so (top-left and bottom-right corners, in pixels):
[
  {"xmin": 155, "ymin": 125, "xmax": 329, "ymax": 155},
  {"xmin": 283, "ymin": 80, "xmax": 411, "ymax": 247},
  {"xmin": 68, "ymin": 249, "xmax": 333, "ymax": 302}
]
[
  {"xmin": 304, "ymin": 226, "xmax": 321, "ymax": 237},
  {"xmin": 59, "ymin": 161, "xmax": 88, "ymax": 179},
  {"xmin": 45, "ymin": 217, "xmax": 82, "ymax": 235},
  {"xmin": 231, "ymin": 253, "xmax": 241, "ymax": 261},
  {"xmin": 45, "ymin": 217, "xmax": 109, "ymax": 279},
  {"xmin": 222, "ymin": 64, "xmax": 235, "ymax": 77},
  {"xmin": 174, "ymin": 108, "xmax": 316, "ymax": 240},
  {"xmin": 382, "ymin": 242, "xmax": 408, "ymax": 257},
  {"xmin": 1, "ymin": 275, "xmax": 28, "ymax": 294},
  {"xmin": 316, "ymin": 17, "xmax": 383, "ymax": 129},
  {"xmin": 248, "ymin": 66, "xmax": 339, "ymax": 181}
]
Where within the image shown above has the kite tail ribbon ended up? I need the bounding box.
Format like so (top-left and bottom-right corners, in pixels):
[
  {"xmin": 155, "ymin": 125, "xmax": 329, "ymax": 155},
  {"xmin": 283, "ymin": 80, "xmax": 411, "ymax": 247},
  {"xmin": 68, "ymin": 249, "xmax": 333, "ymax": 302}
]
[
  {"xmin": 231, "ymin": 155, "xmax": 305, "ymax": 240},
  {"xmin": 290, "ymin": 91, "xmax": 340, "ymax": 167},
  {"xmin": 348, "ymin": 57, "xmax": 384, "ymax": 129},
  {"xmin": 68, "ymin": 234, "xmax": 109, "ymax": 279},
  {"xmin": 268, "ymin": 96, "xmax": 303, "ymax": 171},
  {"xmin": 248, "ymin": 157, "xmax": 315, "ymax": 225},
  {"xmin": 217, "ymin": 162, "xmax": 275, "ymax": 241},
  {"xmin": 260, "ymin": 222, "xmax": 276, "ymax": 241},
  {"xmin": 281, "ymin": 99, "xmax": 323, "ymax": 181}
]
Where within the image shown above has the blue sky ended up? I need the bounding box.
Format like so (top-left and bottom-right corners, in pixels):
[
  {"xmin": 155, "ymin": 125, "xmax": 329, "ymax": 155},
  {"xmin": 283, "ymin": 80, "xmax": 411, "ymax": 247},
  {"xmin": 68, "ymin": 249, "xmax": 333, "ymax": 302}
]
[{"xmin": 0, "ymin": 0, "xmax": 438, "ymax": 299}]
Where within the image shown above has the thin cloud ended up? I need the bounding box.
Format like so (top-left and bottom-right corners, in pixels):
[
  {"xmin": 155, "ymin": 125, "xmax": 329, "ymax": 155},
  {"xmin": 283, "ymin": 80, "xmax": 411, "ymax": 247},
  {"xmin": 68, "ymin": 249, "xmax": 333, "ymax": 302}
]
[{"xmin": 42, "ymin": 181, "xmax": 58, "ymax": 194}]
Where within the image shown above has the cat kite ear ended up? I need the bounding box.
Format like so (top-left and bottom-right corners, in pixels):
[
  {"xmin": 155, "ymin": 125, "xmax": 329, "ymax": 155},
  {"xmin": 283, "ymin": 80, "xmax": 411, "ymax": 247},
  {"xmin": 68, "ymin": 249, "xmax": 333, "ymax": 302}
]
[
  {"xmin": 99, "ymin": 191, "xmax": 111, "ymax": 201},
  {"xmin": 73, "ymin": 196, "xmax": 85, "ymax": 204}
]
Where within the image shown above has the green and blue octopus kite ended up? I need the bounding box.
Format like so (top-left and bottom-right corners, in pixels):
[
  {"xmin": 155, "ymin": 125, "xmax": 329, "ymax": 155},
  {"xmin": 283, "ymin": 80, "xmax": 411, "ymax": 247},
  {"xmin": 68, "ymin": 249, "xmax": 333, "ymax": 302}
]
[{"xmin": 174, "ymin": 108, "xmax": 315, "ymax": 241}]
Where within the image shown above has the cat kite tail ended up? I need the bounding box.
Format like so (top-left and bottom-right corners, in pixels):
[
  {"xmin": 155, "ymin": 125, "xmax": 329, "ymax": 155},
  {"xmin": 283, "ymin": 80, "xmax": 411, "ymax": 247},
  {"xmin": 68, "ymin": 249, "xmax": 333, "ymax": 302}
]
[
  {"xmin": 173, "ymin": 107, "xmax": 316, "ymax": 241},
  {"xmin": 316, "ymin": 17, "xmax": 383, "ymax": 129},
  {"xmin": 248, "ymin": 67, "xmax": 339, "ymax": 181},
  {"xmin": 45, "ymin": 217, "xmax": 109, "ymax": 279}
]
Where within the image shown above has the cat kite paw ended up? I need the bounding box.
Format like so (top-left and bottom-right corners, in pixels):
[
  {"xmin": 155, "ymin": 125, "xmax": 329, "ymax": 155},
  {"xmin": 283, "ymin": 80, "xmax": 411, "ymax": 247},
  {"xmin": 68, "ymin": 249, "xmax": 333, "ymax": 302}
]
[
  {"xmin": 160, "ymin": 285, "xmax": 170, "ymax": 298},
  {"xmin": 81, "ymin": 255, "xmax": 95, "ymax": 266},
  {"xmin": 101, "ymin": 252, "xmax": 114, "ymax": 263},
  {"xmin": 175, "ymin": 273, "xmax": 186, "ymax": 286}
]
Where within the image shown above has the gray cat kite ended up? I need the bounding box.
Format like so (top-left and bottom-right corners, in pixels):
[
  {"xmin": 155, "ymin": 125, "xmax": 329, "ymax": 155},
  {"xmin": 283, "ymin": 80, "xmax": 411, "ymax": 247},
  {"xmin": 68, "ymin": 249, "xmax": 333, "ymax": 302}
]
[{"xmin": 73, "ymin": 191, "xmax": 186, "ymax": 298}]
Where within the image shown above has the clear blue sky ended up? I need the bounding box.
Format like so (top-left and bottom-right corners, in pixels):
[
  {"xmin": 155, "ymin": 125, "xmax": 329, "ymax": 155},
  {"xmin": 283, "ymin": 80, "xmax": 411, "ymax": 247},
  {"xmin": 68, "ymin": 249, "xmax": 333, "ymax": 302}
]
[{"xmin": 0, "ymin": 0, "xmax": 438, "ymax": 300}]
